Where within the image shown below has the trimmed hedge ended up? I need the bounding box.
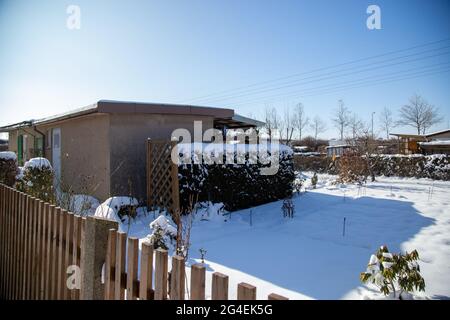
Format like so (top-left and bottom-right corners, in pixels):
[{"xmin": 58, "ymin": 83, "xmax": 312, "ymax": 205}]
[
  {"xmin": 294, "ymin": 154, "xmax": 450, "ymax": 180},
  {"xmin": 177, "ymin": 145, "xmax": 295, "ymax": 211}
]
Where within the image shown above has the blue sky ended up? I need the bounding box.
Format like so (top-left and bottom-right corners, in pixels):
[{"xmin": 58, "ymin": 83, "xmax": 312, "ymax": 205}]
[{"xmin": 0, "ymin": 0, "xmax": 449, "ymax": 139}]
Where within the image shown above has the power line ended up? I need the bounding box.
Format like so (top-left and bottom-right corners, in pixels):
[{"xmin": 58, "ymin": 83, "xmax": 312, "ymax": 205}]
[
  {"xmin": 174, "ymin": 38, "xmax": 450, "ymax": 104},
  {"xmin": 198, "ymin": 50, "xmax": 450, "ymax": 106},
  {"xmin": 226, "ymin": 61, "xmax": 450, "ymax": 106},
  {"xmin": 236, "ymin": 67, "xmax": 450, "ymax": 107}
]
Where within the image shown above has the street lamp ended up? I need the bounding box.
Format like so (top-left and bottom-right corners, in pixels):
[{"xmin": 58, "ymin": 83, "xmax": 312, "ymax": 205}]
[{"xmin": 371, "ymin": 112, "xmax": 376, "ymax": 139}]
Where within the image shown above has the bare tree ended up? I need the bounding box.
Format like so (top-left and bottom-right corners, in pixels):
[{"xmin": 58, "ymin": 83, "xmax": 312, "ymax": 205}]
[
  {"xmin": 332, "ymin": 99, "xmax": 350, "ymax": 140},
  {"xmin": 379, "ymin": 107, "xmax": 395, "ymax": 139},
  {"xmin": 264, "ymin": 106, "xmax": 280, "ymax": 139},
  {"xmin": 397, "ymin": 94, "xmax": 443, "ymax": 134},
  {"xmin": 283, "ymin": 107, "xmax": 295, "ymax": 145},
  {"xmin": 309, "ymin": 116, "xmax": 327, "ymax": 143},
  {"xmin": 348, "ymin": 113, "xmax": 365, "ymax": 140},
  {"xmin": 293, "ymin": 102, "xmax": 309, "ymax": 140}
]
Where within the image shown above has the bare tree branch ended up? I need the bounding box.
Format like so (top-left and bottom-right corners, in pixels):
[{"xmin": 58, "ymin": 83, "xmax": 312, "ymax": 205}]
[{"xmin": 397, "ymin": 94, "xmax": 443, "ymax": 134}]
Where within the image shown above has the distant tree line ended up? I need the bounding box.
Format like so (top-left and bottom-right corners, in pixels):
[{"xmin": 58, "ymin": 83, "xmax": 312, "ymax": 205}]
[{"xmin": 259, "ymin": 93, "xmax": 443, "ymax": 145}]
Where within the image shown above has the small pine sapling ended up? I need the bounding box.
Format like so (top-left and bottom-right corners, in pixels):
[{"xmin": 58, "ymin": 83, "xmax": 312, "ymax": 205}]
[
  {"xmin": 360, "ymin": 245, "xmax": 425, "ymax": 299},
  {"xmin": 311, "ymin": 173, "xmax": 318, "ymax": 189}
]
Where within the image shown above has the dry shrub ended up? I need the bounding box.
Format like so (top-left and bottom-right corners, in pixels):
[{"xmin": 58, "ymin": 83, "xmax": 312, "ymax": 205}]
[{"xmin": 337, "ymin": 152, "xmax": 368, "ymax": 184}]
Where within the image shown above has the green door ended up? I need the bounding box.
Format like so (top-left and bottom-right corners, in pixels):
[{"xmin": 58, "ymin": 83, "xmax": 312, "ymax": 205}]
[{"xmin": 17, "ymin": 134, "xmax": 24, "ymax": 165}]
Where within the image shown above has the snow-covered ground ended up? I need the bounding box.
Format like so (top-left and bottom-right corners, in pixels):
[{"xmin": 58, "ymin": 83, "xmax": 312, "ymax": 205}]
[{"xmin": 123, "ymin": 172, "xmax": 450, "ymax": 300}]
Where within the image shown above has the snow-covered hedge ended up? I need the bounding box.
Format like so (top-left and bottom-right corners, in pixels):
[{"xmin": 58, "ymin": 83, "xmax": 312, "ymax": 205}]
[
  {"xmin": 177, "ymin": 144, "xmax": 295, "ymax": 211},
  {"xmin": 16, "ymin": 157, "xmax": 55, "ymax": 202},
  {"xmin": 372, "ymin": 154, "xmax": 449, "ymax": 180},
  {"xmin": 294, "ymin": 154, "xmax": 450, "ymax": 181},
  {"xmin": 0, "ymin": 151, "xmax": 18, "ymax": 186}
]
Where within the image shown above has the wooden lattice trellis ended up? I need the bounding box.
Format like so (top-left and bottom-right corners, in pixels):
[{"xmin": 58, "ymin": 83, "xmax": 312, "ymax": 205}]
[{"xmin": 146, "ymin": 139, "xmax": 180, "ymax": 215}]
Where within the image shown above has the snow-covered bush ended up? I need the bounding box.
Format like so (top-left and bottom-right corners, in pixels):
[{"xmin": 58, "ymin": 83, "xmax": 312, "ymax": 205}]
[
  {"xmin": 177, "ymin": 144, "xmax": 295, "ymax": 212},
  {"xmin": 16, "ymin": 157, "xmax": 55, "ymax": 203},
  {"xmin": 360, "ymin": 245, "xmax": 425, "ymax": 299},
  {"xmin": 0, "ymin": 151, "xmax": 18, "ymax": 186},
  {"xmin": 94, "ymin": 196, "xmax": 138, "ymax": 223},
  {"xmin": 143, "ymin": 215, "xmax": 177, "ymax": 250}
]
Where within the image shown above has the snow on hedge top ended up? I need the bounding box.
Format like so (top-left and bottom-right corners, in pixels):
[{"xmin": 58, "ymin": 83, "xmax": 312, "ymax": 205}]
[
  {"xmin": 0, "ymin": 151, "xmax": 17, "ymax": 161},
  {"xmin": 149, "ymin": 215, "xmax": 177, "ymax": 236},
  {"xmin": 94, "ymin": 196, "xmax": 138, "ymax": 222},
  {"xmin": 175, "ymin": 143, "xmax": 293, "ymax": 164},
  {"xmin": 176, "ymin": 143, "xmax": 292, "ymax": 155},
  {"xmin": 24, "ymin": 157, "xmax": 52, "ymax": 170}
]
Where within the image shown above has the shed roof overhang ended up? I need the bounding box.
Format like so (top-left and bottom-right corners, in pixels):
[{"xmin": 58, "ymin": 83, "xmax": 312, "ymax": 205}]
[
  {"xmin": 214, "ymin": 114, "xmax": 265, "ymax": 129},
  {"xmin": 0, "ymin": 100, "xmax": 238, "ymax": 131}
]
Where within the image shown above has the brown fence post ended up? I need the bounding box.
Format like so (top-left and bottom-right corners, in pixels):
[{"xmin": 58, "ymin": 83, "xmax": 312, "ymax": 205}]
[
  {"xmin": 268, "ymin": 293, "xmax": 289, "ymax": 300},
  {"xmin": 64, "ymin": 212, "xmax": 74, "ymax": 300},
  {"xmin": 126, "ymin": 237, "xmax": 139, "ymax": 300},
  {"xmin": 237, "ymin": 282, "xmax": 256, "ymax": 300},
  {"xmin": 71, "ymin": 215, "xmax": 83, "ymax": 300},
  {"xmin": 170, "ymin": 255, "xmax": 185, "ymax": 300},
  {"xmin": 139, "ymin": 242, "xmax": 154, "ymax": 300},
  {"xmin": 80, "ymin": 216, "xmax": 118, "ymax": 300},
  {"xmin": 211, "ymin": 272, "xmax": 229, "ymax": 300},
  {"xmin": 114, "ymin": 231, "xmax": 127, "ymax": 300},
  {"xmin": 104, "ymin": 229, "xmax": 117, "ymax": 300},
  {"xmin": 154, "ymin": 248, "xmax": 168, "ymax": 300},
  {"xmin": 190, "ymin": 264, "xmax": 206, "ymax": 300}
]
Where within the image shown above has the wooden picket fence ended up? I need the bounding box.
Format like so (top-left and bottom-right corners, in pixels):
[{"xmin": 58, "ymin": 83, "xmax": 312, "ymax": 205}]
[
  {"xmin": 0, "ymin": 183, "xmax": 289, "ymax": 300},
  {"xmin": 103, "ymin": 229, "xmax": 289, "ymax": 300},
  {"xmin": 0, "ymin": 184, "xmax": 85, "ymax": 300}
]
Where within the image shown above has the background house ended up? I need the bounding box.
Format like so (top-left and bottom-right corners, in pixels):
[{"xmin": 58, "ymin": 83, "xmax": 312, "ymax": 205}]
[
  {"xmin": 0, "ymin": 100, "xmax": 262, "ymax": 202},
  {"xmin": 390, "ymin": 129, "xmax": 450, "ymax": 155},
  {"xmin": 326, "ymin": 139, "xmax": 353, "ymax": 157}
]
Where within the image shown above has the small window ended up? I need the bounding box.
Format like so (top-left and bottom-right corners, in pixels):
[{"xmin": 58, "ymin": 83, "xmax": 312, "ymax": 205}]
[{"xmin": 46, "ymin": 130, "xmax": 52, "ymax": 149}]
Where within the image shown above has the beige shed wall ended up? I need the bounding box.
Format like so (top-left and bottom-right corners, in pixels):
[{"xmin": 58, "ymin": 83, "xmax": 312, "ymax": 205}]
[
  {"xmin": 109, "ymin": 113, "xmax": 214, "ymax": 202},
  {"xmin": 37, "ymin": 113, "xmax": 111, "ymax": 201}
]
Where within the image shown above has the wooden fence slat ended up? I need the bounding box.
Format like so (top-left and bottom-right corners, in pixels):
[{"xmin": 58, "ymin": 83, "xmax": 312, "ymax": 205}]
[
  {"xmin": 13, "ymin": 190, "xmax": 20, "ymax": 299},
  {"xmin": 45, "ymin": 205, "xmax": 55, "ymax": 299},
  {"xmin": 170, "ymin": 255, "xmax": 185, "ymax": 300},
  {"xmin": 4, "ymin": 188, "xmax": 11, "ymax": 299},
  {"xmin": 71, "ymin": 215, "xmax": 82, "ymax": 300},
  {"xmin": 139, "ymin": 243, "xmax": 154, "ymax": 300},
  {"xmin": 114, "ymin": 232, "xmax": 127, "ymax": 300},
  {"xmin": 26, "ymin": 196, "xmax": 36, "ymax": 300},
  {"xmin": 268, "ymin": 293, "xmax": 289, "ymax": 300},
  {"xmin": 126, "ymin": 237, "xmax": 139, "ymax": 300},
  {"xmin": 11, "ymin": 190, "xmax": 18, "ymax": 299},
  {"xmin": 211, "ymin": 272, "xmax": 229, "ymax": 300},
  {"xmin": 190, "ymin": 264, "xmax": 206, "ymax": 300},
  {"xmin": 237, "ymin": 282, "xmax": 256, "ymax": 300},
  {"xmin": 41, "ymin": 203, "xmax": 50, "ymax": 299},
  {"xmin": 0, "ymin": 186, "xmax": 3, "ymax": 298},
  {"xmin": 104, "ymin": 229, "xmax": 117, "ymax": 300},
  {"xmin": 4, "ymin": 188, "xmax": 9, "ymax": 299},
  {"xmin": 64, "ymin": 212, "xmax": 74, "ymax": 300},
  {"xmin": 57, "ymin": 209, "xmax": 67, "ymax": 300},
  {"xmin": 34, "ymin": 200, "xmax": 44, "ymax": 299},
  {"xmin": 18, "ymin": 192, "xmax": 25, "ymax": 300},
  {"xmin": 50, "ymin": 207, "xmax": 60, "ymax": 299},
  {"xmin": 0, "ymin": 186, "xmax": 4, "ymax": 297},
  {"xmin": 154, "ymin": 249, "xmax": 168, "ymax": 300}
]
